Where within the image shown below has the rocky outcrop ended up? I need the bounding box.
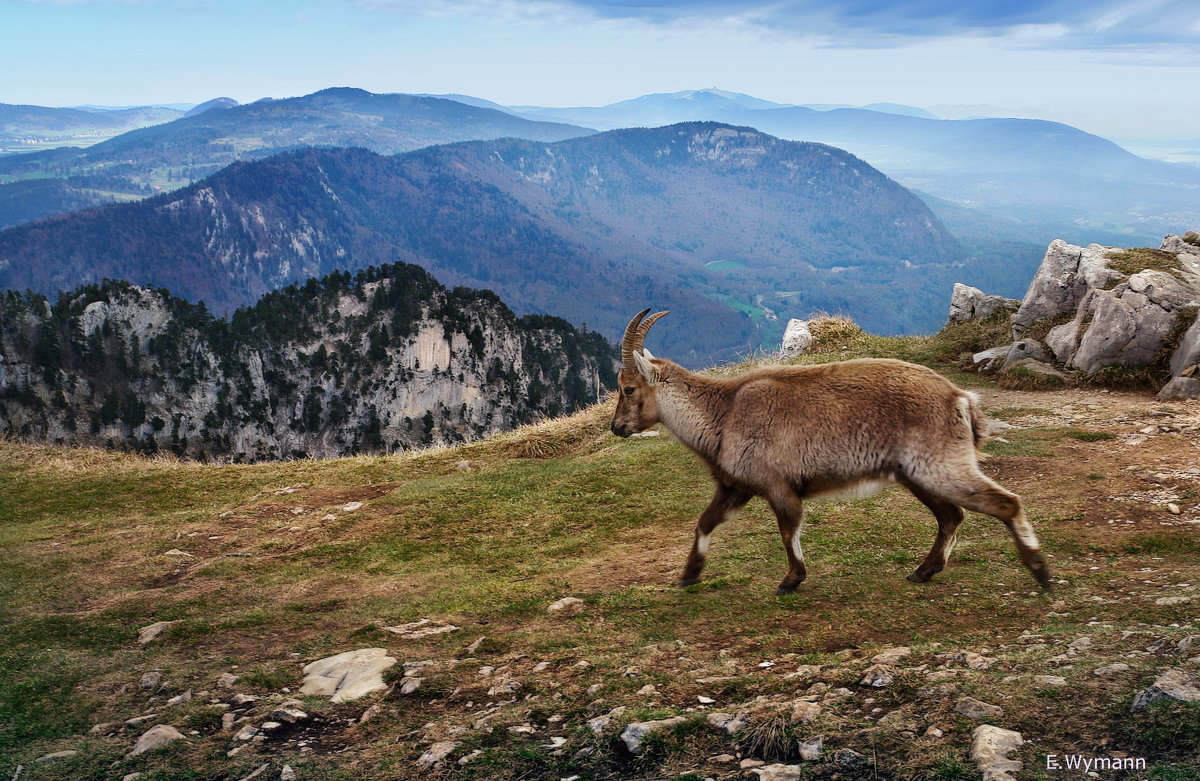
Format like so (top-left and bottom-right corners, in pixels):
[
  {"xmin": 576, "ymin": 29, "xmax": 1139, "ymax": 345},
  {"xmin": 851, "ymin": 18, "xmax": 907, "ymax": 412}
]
[
  {"xmin": 0, "ymin": 264, "xmax": 615, "ymax": 461},
  {"xmin": 954, "ymin": 231, "xmax": 1200, "ymax": 397},
  {"xmin": 780, "ymin": 318, "xmax": 813, "ymax": 358},
  {"xmin": 949, "ymin": 283, "xmax": 1019, "ymax": 324}
]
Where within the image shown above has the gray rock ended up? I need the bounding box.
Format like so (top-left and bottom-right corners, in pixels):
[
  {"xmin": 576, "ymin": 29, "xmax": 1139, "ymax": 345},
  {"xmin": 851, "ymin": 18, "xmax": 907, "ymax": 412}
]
[
  {"xmin": 954, "ymin": 696, "xmax": 1004, "ymax": 720},
  {"xmin": 216, "ymin": 672, "xmax": 238, "ymax": 689},
  {"xmin": 790, "ymin": 700, "xmax": 821, "ymax": 724},
  {"xmin": 230, "ymin": 693, "xmax": 259, "ymax": 706},
  {"xmin": 127, "ymin": 724, "xmax": 186, "ymax": 757},
  {"xmin": 1005, "ymin": 338, "xmax": 1050, "ymax": 364},
  {"xmin": 859, "ymin": 664, "xmax": 894, "ymax": 687},
  {"xmin": 546, "ymin": 597, "xmax": 585, "ymax": 616},
  {"xmin": 1130, "ymin": 668, "xmax": 1200, "ymax": 711},
  {"xmin": 139, "ymin": 671, "xmax": 162, "ymax": 691},
  {"xmin": 236, "ymin": 764, "xmax": 269, "ymax": 781},
  {"xmin": 949, "ymin": 283, "xmax": 1019, "ymax": 323},
  {"xmin": 137, "ymin": 621, "xmax": 181, "ymax": 645},
  {"xmin": 383, "ymin": 620, "xmax": 459, "ymax": 638},
  {"xmin": 798, "ymin": 735, "xmax": 824, "ymax": 761},
  {"xmin": 298, "ymin": 648, "xmax": 397, "ymax": 703},
  {"xmin": 35, "ymin": 750, "xmax": 78, "ymax": 763},
  {"xmin": 280, "ymin": 766, "xmax": 296, "ymax": 781},
  {"xmin": 970, "ymin": 724, "xmax": 1024, "ymax": 781},
  {"xmin": 780, "ymin": 319, "xmax": 814, "ymax": 357},
  {"xmin": 971, "ymin": 345, "xmax": 1011, "ymax": 372},
  {"xmin": 399, "ymin": 676, "xmax": 424, "ymax": 695},
  {"xmin": 706, "ymin": 711, "xmax": 748, "ymax": 735},
  {"xmin": 750, "ymin": 763, "xmax": 804, "ymax": 781},
  {"xmin": 417, "ymin": 741, "xmax": 461, "ymax": 769},
  {"xmin": 870, "ymin": 647, "xmax": 912, "ymax": 665},
  {"xmin": 1011, "ymin": 240, "xmax": 1122, "ymax": 335},
  {"xmin": 1156, "ymin": 375, "xmax": 1200, "ymax": 400},
  {"xmin": 834, "ymin": 748, "xmax": 866, "ymax": 767},
  {"xmin": 619, "ymin": 716, "xmax": 688, "ymax": 753},
  {"xmin": 1001, "ymin": 358, "xmax": 1069, "ymax": 383},
  {"xmin": 165, "ymin": 689, "xmax": 192, "ymax": 706}
]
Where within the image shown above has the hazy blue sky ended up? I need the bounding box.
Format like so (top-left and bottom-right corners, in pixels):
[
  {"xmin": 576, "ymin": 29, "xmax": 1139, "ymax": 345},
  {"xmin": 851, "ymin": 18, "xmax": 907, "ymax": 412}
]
[{"xmin": 5, "ymin": 0, "xmax": 1199, "ymax": 142}]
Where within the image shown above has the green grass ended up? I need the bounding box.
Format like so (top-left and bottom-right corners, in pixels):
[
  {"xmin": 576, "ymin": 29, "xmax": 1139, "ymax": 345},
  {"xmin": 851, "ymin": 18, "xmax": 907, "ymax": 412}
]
[
  {"xmin": 1105, "ymin": 248, "xmax": 1185, "ymax": 278},
  {"xmin": 3, "ymin": 331, "xmax": 1199, "ymax": 779}
]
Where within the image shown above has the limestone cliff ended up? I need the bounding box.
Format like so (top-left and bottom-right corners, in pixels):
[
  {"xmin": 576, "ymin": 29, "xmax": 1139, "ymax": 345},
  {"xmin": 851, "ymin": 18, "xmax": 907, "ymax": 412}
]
[{"xmin": 0, "ymin": 263, "xmax": 615, "ymax": 461}]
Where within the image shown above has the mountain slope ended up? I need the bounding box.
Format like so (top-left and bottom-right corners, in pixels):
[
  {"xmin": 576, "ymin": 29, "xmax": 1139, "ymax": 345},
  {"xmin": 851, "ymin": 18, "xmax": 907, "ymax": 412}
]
[
  {"xmin": 503, "ymin": 91, "xmax": 1200, "ymax": 244},
  {"xmin": 0, "ymin": 123, "xmax": 964, "ymax": 363},
  {"xmin": 0, "ymin": 266, "xmax": 614, "ymax": 461},
  {"xmin": 0, "ymin": 88, "xmax": 595, "ymax": 229}
]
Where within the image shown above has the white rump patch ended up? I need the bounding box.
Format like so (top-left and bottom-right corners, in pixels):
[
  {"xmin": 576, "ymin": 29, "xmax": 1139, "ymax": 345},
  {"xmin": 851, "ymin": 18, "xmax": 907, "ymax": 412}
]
[{"xmin": 812, "ymin": 478, "xmax": 893, "ymax": 501}]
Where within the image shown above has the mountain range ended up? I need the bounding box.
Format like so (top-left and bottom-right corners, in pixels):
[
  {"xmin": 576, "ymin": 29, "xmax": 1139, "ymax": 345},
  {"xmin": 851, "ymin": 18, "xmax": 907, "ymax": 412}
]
[
  {"xmin": 0, "ymin": 122, "xmax": 967, "ymax": 365},
  {"xmin": 0, "ymin": 88, "xmax": 593, "ymax": 229}
]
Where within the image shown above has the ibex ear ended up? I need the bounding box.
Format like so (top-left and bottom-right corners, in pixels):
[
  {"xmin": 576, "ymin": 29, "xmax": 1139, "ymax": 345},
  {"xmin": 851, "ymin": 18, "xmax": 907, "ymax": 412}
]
[{"xmin": 633, "ymin": 349, "xmax": 659, "ymax": 385}]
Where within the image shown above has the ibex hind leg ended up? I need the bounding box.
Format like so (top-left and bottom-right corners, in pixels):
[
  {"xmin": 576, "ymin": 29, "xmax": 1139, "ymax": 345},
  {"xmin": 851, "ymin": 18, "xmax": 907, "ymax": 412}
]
[
  {"xmin": 902, "ymin": 481, "xmax": 964, "ymax": 583},
  {"xmin": 765, "ymin": 488, "xmax": 807, "ymax": 596},
  {"xmin": 937, "ymin": 472, "xmax": 1053, "ymax": 590}
]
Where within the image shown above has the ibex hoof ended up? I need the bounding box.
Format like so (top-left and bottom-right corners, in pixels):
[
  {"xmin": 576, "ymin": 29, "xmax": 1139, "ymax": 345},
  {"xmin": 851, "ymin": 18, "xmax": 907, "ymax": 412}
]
[
  {"xmin": 906, "ymin": 570, "xmax": 933, "ymax": 583},
  {"xmin": 678, "ymin": 577, "xmax": 701, "ymax": 588},
  {"xmin": 775, "ymin": 584, "xmax": 799, "ymax": 596},
  {"xmin": 1034, "ymin": 568, "xmax": 1054, "ymax": 591}
]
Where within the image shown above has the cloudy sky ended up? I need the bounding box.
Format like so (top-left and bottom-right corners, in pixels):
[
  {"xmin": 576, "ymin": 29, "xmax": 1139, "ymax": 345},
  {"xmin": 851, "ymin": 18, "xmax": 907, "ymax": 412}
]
[{"xmin": 5, "ymin": 0, "xmax": 1199, "ymax": 143}]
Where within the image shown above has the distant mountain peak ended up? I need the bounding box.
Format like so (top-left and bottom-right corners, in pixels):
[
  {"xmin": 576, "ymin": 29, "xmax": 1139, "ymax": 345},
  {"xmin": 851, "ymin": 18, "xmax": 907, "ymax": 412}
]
[{"xmin": 184, "ymin": 97, "xmax": 238, "ymax": 118}]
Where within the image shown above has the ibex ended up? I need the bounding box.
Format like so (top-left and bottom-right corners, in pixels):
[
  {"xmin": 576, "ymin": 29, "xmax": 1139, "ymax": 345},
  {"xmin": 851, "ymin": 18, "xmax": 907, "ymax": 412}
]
[{"xmin": 610, "ymin": 309, "xmax": 1051, "ymax": 595}]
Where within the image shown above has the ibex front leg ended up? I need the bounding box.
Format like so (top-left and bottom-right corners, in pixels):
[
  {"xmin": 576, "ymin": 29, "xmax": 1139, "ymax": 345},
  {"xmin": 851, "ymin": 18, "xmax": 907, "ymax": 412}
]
[
  {"xmin": 679, "ymin": 483, "xmax": 752, "ymax": 587},
  {"xmin": 766, "ymin": 488, "xmax": 807, "ymax": 595}
]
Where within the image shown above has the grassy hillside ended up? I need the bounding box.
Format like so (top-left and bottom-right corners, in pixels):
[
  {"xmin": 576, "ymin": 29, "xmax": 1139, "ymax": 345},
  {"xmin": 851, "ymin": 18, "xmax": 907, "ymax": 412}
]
[{"xmin": 2, "ymin": 324, "xmax": 1199, "ymax": 780}]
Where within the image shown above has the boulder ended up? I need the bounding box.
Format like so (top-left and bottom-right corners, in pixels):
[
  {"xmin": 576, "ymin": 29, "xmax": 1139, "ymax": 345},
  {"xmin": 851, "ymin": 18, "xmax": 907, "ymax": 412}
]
[
  {"xmin": 137, "ymin": 620, "xmax": 181, "ymax": 645},
  {"xmin": 780, "ymin": 319, "xmax": 814, "ymax": 357},
  {"xmin": 971, "ymin": 346, "xmax": 1011, "ymax": 373},
  {"xmin": 949, "ymin": 283, "xmax": 1019, "ymax": 323},
  {"xmin": 416, "ymin": 741, "xmax": 460, "ymax": 770},
  {"xmin": 299, "ymin": 648, "xmax": 397, "ymax": 703},
  {"xmin": 1011, "ymin": 240, "xmax": 1122, "ymax": 335},
  {"xmin": 706, "ymin": 711, "xmax": 748, "ymax": 735},
  {"xmin": 970, "ymin": 724, "xmax": 1024, "ymax": 781}
]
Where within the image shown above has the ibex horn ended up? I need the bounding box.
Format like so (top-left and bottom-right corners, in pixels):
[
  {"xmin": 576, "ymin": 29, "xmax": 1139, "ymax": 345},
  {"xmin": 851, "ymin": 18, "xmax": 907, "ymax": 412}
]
[{"xmin": 621, "ymin": 308, "xmax": 669, "ymax": 367}]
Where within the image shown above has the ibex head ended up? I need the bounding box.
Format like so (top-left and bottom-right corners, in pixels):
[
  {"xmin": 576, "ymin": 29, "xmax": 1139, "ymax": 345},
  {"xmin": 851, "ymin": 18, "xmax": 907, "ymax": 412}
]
[{"xmin": 610, "ymin": 308, "xmax": 669, "ymax": 438}]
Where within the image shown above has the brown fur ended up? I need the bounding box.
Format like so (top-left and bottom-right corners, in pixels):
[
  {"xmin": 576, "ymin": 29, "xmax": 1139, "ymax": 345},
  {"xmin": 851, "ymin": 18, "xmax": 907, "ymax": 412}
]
[{"xmin": 612, "ymin": 346, "xmax": 1052, "ymax": 594}]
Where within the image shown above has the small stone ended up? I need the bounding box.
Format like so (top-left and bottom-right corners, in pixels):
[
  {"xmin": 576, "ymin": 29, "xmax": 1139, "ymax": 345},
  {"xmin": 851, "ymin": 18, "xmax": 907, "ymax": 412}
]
[
  {"xmin": 751, "ymin": 763, "xmax": 804, "ymax": 780},
  {"xmin": 455, "ymin": 460, "xmax": 472, "ymax": 471},
  {"xmin": 400, "ymin": 676, "xmax": 424, "ymax": 695},
  {"xmin": 384, "ymin": 621, "xmax": 459, "ymax": 639},
  {"xmin": 620, "ymin": 716, "xmax": 687, "ymax": 753},
  {"xmin": 697, "ymin": 695, "xmax": 715, "ymax": 704},
  {"xmin": 216, "ymin": 673, "xmax": 238, "ymax": 689},
  {"xmin": 237, "ymin": 764, "xmax": 269, "ymax": 781},
  {"xmin": 1168, "ymin": 503, "xmax": 1182, "ymax": 515},
  {"xmin": 466, "ymin": 636, "xmax": 486, "ymax": 654},
  {"xmin": 1068, "ymin": 636, "xmax": 1094, "ymax": 652},
  {"xmin": 417, "ymin": 740, "xmax": 461, "ymax": 769},
  {"xmin": 166, "ymin": 689, "xmax": 192, "ymax": 706},
  {"xmin": 35, "ymin": 750, "xmax": 78, "ymax": 763},
  {"xmin": 798, "ymin": 735, "xmax": 824, "ymax": 760},
  {"xmin": 1157, "ymin": 596, "xmax": 1192, "ymax": 605},
  {"xmin": 834, "ymin": 748, "xmax": 866, "ymax": 767},
  {"xmin": 127, "ymin": 724, "xmax": 186, "ymax": 756},
  {"xmin": 299, "ymin": 648, "xmax": 397, "ymax": 702},
  {"xmin": 139, "ymin": 671, "xmax": 162, "ymax": 691},
  {"xmin": 546, "ymin": 597, "xmax": 585, "ymax": 616},
  {"xmin": 740, "ymin": 758, "xmax": 765, "ymax": 769},
  {"xmin": 870, "ymin": 647, "xmax": 912, "ymax": 665},
  {"xmin": 860, "ymin": 664, "xmax": 894, "ymax": 687},
  {"xmin": 231, "ymin": 693, "xmax": 260, "ymax": 706},
  {"xmin": 260, "ymin": 721, "xmax": 283, "ymax": 731},
  {"xmin": 1093, "ymin": 663, "xmax": 1130, "ymax": 676},
  {"xmin": 123, "ymin": 774, "xmax": 145, "ymax": 781},
  {"xmin": 946, "ymin": 651, "xmax": 997, "ymax": 669},
  {"xmin": 955, "ymin": 696, "xmax": 1004, "ymax": 720},
  {"xmin": 971, "ymin": 724, "xmax": 1024, "ymax": 781},
  {"xmin": 124, "ymin": 714, "xmax": 159, "ymax": 727},
  {"xmin": 340, "ymin": 502, "xmax": 364, "ymax": 512},
  {"xmin": 790, "ymin": 700, "xmax": 821, "ymax": 724},
  {"xmin": 90, "ymin": 721, "xmax": 119, "ymax": 734},
  {"xmin": 709, "ymin": 753, "xmax": 737, "ymax": 764},
  {"xmin": 281, "ymin": 766, "xmax": 296, "ymax": 781},
  {"xmin": 221, "ymin": 712, "xmax": 237, "ymax": 731},
  {"xmin": 636, "ymin": 683, "xmax": 657, "ymax": 696},
  {"xmin": 1035, "ymin": 675, "xmax": 1068, "ymax": 686},
  {"xmin": 234, "ymin": 724, "xmax": 260, "ymax": 741},
  {"xmin": 137, "ymin": 621, "xmax": 181, "ymax": 645},
  {"xmin": 359, "ymin": 703, "xmax": 384, "ymax": 723},
  {"xmin": 272, "ymin": 706, "xmax": 308, "ymax": 723},
  {"xmin": 706, "ymin": 711, "xmax": 748, "ymax": 735},
  {"xmin": 458, "ymin": 749, "xmax": 483, "ymax": 765},
  {"xmin": 925, "ymin": 726, "xmax": 944, "ymax": 738},
  {"xmin": 1130, "ymin": 668, "xmax": 1200, "ymax": 710}
]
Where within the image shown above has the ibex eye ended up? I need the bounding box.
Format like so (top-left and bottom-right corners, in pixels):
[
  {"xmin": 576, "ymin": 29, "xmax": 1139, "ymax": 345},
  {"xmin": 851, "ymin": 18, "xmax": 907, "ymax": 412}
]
[{"xmin": 623, "ymin": 387, "xmax": 636, "ymax": 395}]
